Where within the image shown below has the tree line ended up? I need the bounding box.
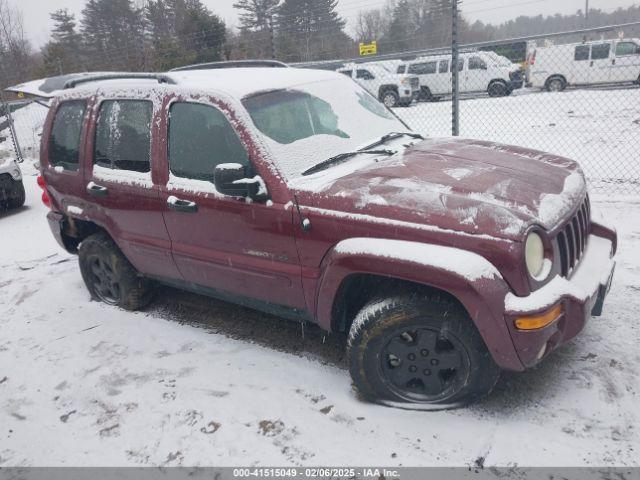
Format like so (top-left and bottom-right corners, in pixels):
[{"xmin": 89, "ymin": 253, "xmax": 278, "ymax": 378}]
[{"xmin": 1, "ymin": 0, "xmax": 639, "ymax": 90}]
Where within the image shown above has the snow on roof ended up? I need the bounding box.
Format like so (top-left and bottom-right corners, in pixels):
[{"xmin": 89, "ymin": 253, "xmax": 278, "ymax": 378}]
[{"xmin": 6, "ymin": 67, "xmax": 345, "ymax": 101}]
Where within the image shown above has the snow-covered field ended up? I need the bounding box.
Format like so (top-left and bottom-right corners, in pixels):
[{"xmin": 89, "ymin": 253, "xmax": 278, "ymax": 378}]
[
  {"xmin": 396, "ymin": 88, "xmax": 640, "ymax": 194},
  {"xmin": 1, "ymin": 163, "xmax": 640, "ymax": 467}
]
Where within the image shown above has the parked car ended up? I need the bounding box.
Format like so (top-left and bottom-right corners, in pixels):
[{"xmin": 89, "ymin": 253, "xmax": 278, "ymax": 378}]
[
  {"xmin": 0, "ymin": 151, "xmax": 25, "ymax": 210},
  {"xmin": 397, "ymin": 51, "xmax": 524, "ymax": 100},
  {"xmin": 337, "ymin": 63, "xmax": 420, "ymax": 107},
  {"xmin": 36, "ymin": 66, "xmax": 616, "ymax": 408},
  {"xmin": 528, "ymin": 38, "xmax": 640, "ymax": 91}
]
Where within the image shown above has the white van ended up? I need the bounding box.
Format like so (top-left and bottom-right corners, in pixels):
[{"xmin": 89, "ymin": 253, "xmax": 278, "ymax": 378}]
[
  {"xmin": 528, "ymin": 38, "xmax": 640, "ymax": 91},
  {"xmin": 397, "ymin": 52, "xmax": 524, "ymax": 100},
  {"xmin": 337, "ymin": 63, "xmax": 420, "ymax": 107}
]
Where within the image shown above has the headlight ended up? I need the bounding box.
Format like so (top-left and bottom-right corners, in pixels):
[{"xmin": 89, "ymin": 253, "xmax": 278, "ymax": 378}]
[
  {"xmin": 525, "ymin": 232, "xmax": 548, "ymax": 279},
  {"xmin": 400, "ymin": 78, "xmax": 409, "ymax": 85}
]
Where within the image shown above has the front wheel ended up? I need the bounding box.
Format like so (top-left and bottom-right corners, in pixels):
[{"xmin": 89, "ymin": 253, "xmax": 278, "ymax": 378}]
[
  {"xmin": 380, "ymin": 90, "xmax": 399, "ymax": 108},
  {"xmin": 487, "ymin": 81, "xmax": 508, "ymax": 97},
  {"xmin": 78, "ymin": 232, "xmax": 153, "ymax": 310},
  {"xmin": 7, "ymin": 180, "xmax": 25, "ymax": 209},
  {"xmin": 347, "ymin": 294, "xmax": 500, "ymax": 409}
]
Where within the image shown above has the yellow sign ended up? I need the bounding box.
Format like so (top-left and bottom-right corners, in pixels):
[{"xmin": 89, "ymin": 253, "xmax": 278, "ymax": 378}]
[{"xmin": 359, "ymin": 41, "xmax": 378, "ymax": 56}]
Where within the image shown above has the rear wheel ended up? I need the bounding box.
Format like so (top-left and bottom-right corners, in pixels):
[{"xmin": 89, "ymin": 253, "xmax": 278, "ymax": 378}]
[
  {"xmin": 546, "ymin": 77, "xmax": 566, "ymax": 92},
  {"xmin": 78, "ymin": 232, "xmax": 153, "ymax": 310},
  {"xmin": 381, "ymin": 90, "xmax": 399, "ymax": 108},
  {"xmin": 419, "ymin": 86, "xmax": 433, "ymax": 102},
  {"xmin": 347, "ymin": 294, "xmax": 500, "ymax": 409}
]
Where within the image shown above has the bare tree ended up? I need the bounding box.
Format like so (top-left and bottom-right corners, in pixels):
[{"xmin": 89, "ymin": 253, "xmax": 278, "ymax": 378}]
[
  {"xmin": 354, "ymin": 9, "xmax": 388, "ymax": 43},
  {"xmin": 0, "ymin": 0, "xmax": 35, "ymax": 88}
]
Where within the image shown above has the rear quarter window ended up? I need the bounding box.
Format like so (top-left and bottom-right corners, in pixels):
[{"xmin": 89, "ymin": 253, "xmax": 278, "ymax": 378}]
[{"xmin": 49, "ymin": 100, "xmax": 87, "ymax": 172}]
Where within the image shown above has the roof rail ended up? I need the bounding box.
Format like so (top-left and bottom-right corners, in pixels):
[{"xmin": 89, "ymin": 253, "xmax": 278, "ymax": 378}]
[
  {"xmin": 63, "ymin": 73, "xmax": 176, "ymax": 89},
  {"xmin": 170, "ymin": 60, "xmax": 288, "ymax": 72}
]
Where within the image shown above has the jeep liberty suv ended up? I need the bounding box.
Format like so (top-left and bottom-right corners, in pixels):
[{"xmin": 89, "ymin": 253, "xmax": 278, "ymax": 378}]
[{"xmin": 35, "ymin": 66, "xmax": 617, "ymax": 408}]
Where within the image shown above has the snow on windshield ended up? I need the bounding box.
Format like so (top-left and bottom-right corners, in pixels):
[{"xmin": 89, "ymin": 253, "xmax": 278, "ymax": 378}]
[{"xmin": 241, "ymin": 76, "xmax": 407, "ymax": 180}]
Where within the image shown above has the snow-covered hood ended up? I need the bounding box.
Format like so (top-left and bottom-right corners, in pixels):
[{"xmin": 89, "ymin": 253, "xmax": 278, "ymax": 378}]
[{"xmin": 294, "ymin": 138, "xmax": 587, "ymax": 240}]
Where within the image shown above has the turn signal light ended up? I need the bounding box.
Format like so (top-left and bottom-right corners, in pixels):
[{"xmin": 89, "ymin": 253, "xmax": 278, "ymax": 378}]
[{"xmin": 515, "ymin": 304, "xmax": 563, "ymax": 331}]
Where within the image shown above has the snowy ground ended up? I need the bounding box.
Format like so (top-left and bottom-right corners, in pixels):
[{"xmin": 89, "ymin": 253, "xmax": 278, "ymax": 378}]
[{"xmin": 1, "ymin": 162, "xmax": 640, "ymax": 467}]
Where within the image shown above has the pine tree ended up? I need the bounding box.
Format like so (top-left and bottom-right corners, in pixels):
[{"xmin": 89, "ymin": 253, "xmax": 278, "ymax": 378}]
[
  {"xmin": 233, "ymin": 0, "xmax": 279, "ymax": 58},
  {"xmin": 80, "ymin": 0, "xmax": 145, "ymax": 71},
  {"xmin": 41, "ymin": 9, "xmax": 82, "ymax": 75},
  {"xmin": 382, "ymin": 0, "xmax": 413, "ymax": 53},
  {"xmin": 275, "ymin": 0, "xmax": 348, "ymax": 62}
]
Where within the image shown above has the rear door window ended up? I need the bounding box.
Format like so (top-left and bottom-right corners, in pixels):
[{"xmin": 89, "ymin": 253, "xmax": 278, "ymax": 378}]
[
  {"xmin": 49, "ymin": 100, "xmax": 86, "ymax": 171},
  {"xmin": 574, "ymin": 45, "xmax": 590, "ymax": 61},
  {"xmin": 439, "ymin": 60, "xmax": 449, "ymax": 73},
  {"xmin": 168, "ymin": 102, "xmax": 249, "ymax": 181},
  {"xmin": 591, "ymin": 43, "xmax": 611, "ymax": 60},
  {"xmin": 94, "ymin": 100, "xmax": 152, "ymax": 173}
]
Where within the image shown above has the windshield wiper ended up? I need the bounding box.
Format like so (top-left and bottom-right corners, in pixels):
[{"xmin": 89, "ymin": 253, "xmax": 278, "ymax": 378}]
[
  {"xmin": 301, "ymin": 149, "xmax": 395, "ymax": 176},
  {"xmin": 363, "ymin": 131, "xmax": 424, "ymax": 150}
]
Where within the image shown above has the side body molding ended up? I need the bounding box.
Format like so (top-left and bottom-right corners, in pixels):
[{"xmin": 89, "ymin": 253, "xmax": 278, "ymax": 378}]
[{"xmin": 314, "ymin": 238, "xmax": 524, "ymax": 371}]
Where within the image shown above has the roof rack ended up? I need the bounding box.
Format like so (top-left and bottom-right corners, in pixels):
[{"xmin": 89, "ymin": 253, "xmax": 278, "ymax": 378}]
[
  {"xmin": 170, "ymin": 60, "xmax": 288, "ymax": 72},
  {"xmin": 63, "ymin": 73, "xmax": 176, "ymax": 89}
]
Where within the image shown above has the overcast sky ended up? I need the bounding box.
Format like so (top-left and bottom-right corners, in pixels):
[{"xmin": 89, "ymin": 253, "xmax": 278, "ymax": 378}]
[{"xmin": 12, "ymin": 0, "xmax": 637, "ymax": 48}]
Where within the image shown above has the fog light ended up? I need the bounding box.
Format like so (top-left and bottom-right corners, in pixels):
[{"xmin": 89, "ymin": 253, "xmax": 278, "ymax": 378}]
[{"xmin": 514, "ymin": 304, "xmax": 563, "ymax": 330}]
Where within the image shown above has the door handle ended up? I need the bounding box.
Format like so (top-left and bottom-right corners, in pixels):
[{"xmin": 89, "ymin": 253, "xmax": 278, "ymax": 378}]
[
  {"xmin": 612, "ymin": 59, "xmax": 616, "ymax": 65},
  {"xmin": 87, "ymin": 182, "xmax": 108, "ymax": 197},
  {"xmin": 167, "ymin": 196, "xmax": 198, "ymax": 213},
  {"xmin": 590, "ymin": 61, "xmax": 594, "ymax": 67}
]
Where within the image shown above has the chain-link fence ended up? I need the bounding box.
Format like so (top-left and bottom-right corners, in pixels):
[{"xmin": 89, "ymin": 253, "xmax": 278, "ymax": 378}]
[
  {"xmin": 296, "ymin": 21, "xmax": 640, "ymax": 195},
  {"xmin": 0, "ymin": 94, "xmax": 48, "ymax": 170},
  {"xmin": 1, "ymin": 21, "xmax": 639, "ymax": 195}
]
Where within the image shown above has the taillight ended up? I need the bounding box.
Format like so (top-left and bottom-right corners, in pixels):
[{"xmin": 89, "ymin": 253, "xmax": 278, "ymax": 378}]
[
  {"xmin": 37, "ymin": 174, "xmax": 52, "ymax": 209},
  {"xmin": 529, "ymin": 50, "xmax": 536, "ymax": 66}
]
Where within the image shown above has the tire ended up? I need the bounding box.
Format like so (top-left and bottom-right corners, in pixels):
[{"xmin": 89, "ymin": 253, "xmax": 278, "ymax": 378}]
[
  {"xmin": 418, "ymin": 87, "xmax": 433, "ymax": 102},
  {"xmin": 380, "ymin": 90, "xmax": 399, "ymax": 108},
  {"xmin": 545, "ymin": 77, "xmax": 566, "ymax": 92},
  {"xmin": 7, "ymin": 180, "xmax": 25, "ymax": 209},
  {"xmin": 78, "ymin": 232, "xmax": 153, "ymax": 310},
  {"xmin": 347, "ymin": 293, "xmax": 500, "ymax": 409},
  {"xmin": 487, "ymin": 81, "xmax": 508, "ymax": 97}
]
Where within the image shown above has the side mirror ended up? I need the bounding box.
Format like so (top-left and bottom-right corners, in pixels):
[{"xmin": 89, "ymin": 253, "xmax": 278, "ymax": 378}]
[{"xmin": 214, "ymin": 163, "xmax": 261, "ymax": 199}]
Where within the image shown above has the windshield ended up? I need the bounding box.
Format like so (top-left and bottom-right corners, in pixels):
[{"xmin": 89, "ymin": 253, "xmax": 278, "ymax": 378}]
[{"xmin": 242, "ymin": 76, "xmax": 408, "ymax": 179}]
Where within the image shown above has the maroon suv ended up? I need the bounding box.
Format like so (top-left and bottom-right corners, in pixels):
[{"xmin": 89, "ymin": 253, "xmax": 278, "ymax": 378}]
[{"xmin": 37, "ymin": 67, "xmax": 617, "ymax": 408}]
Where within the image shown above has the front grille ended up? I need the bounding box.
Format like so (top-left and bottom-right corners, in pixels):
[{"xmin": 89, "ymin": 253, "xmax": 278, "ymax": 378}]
[
  {"xmin": 410, "ymin": 77, "xmax": 420, "ymax": 89},
  {"xmin": 556, "ymin": 196, "xmax": 591, "ymax": 277}
]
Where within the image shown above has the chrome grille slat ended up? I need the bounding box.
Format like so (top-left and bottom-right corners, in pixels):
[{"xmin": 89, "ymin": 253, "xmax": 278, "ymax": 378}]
[{"xmin": 556, "ymin": 197, "xmax": 591, "ymax": 278}]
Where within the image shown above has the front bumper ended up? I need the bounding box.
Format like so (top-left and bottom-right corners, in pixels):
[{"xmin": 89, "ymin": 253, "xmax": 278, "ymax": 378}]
[{"xmin": 503, "ymin": 234, "xmax": 616, "ymax": 368}]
